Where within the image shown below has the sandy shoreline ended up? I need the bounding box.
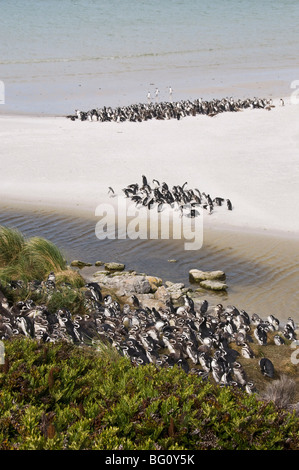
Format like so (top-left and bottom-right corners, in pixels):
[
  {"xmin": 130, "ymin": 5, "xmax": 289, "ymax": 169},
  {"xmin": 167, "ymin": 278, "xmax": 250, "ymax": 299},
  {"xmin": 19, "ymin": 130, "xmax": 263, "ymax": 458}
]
[{"xmin": 1, "ymin": 96, "xmax": 299, "ymax": 240}]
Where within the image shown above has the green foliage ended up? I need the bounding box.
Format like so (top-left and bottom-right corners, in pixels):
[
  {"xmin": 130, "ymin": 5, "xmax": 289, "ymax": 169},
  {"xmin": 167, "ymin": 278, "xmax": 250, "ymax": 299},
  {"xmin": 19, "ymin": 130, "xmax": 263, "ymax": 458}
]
[{"xmin": 0, "ymin": 338, "xmax": 299, "ymax": 450}]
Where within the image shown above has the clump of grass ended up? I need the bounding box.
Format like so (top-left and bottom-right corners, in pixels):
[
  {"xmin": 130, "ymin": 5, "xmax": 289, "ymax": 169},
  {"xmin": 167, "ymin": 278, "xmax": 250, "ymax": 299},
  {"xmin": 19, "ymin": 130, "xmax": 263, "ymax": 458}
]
[
  {"xmin": 0, "ymin": 226, "xmax": 67, "ymax": 283},
  {"xmin": 19, "ymin": 237, "xmax": 66, "ymax": 279},
  {"xmin": 0, "ymin": 226, "xmax": 25, "ymax": 268},
  {"xmin": 55, "ymin": 269, "xmax": 86, "ymax": 289},
  {"xmin": 260, "ymin": 374, "xmax": 296, "ymax": 409}
]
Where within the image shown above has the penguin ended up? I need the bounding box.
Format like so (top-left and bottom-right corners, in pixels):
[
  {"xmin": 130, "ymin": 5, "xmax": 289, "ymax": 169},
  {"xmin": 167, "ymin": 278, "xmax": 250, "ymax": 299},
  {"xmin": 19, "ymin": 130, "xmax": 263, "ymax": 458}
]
[
  {"xmin": 108, "ymin": 187, "xmax": 115, "ymax": 197},
  {"xmin": 259, "ymin": 357, "xmax": 275, "ymax": 378},
  {"xmin": 254, "ymin": 324, "xmax": 267, "ymax": 345},
  {"xmin": 131, "ymin": 294, "xmax": 140, "ymax": 308},
  {"xmin": 251, "ymin": 313, "xmax": 262, "ymax": 325},
  {"xmin": 273, "ymin": 334, "xmax": 285, "ymax": 346},
  {"xmin": 142, "ymin": 175, "xmax": 148, "ymax": 187},
  {"xmin": 267, "ymin": 314, "xmax": 280, "ymax": 331},
  {"xmin": 283, "ymin": 323, "xmax": 296, "ymax": 340},
  {"xmin": 213, "ymin": 197, "xmax": 224, "ymax": 206},
  {"xmin": 47, "ymin": 272, "xmax": 56, "ymax": 283},
  {"xmin": 200, "ymin": 299, "xmax": 208, "ymax": 315},
  {"xmin": 245, "ymin": 382, "xmax": 256, "ymax": 395},
  {"xmin": 184, "ymin": 294, "xmax": 195, "ymax": 312},
  {"xmin": 232, "ymin": 361, "xmax": 247, "ymax": 386},
  {"xmin": 241, "ymin": 342, "xmax": 255, "ymax": 359},
  {"xmin": 85, "ymin": 282, "xmax": 102, "ymax": 303},
  {"xmin": 15, "ymin": 316, "xmax": 34, "ymax": 338},
  {"xmin": 287, "ymin": 317, "xmax": 296, "ymax": 331},
  {"xmin": 103, "ymin": 295, "xmax": 113, "ymax": 306},
  {"xmin": 226, "ymin": 199, "xmax": 233, "ymax": 210}
]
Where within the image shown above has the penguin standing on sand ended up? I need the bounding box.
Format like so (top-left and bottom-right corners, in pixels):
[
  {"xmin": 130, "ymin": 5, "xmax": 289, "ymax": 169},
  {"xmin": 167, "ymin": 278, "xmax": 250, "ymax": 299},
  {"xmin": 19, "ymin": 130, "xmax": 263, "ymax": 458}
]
[{"xmin": 226, "ymin": 199, "xmax": 233, "ymax": 210}]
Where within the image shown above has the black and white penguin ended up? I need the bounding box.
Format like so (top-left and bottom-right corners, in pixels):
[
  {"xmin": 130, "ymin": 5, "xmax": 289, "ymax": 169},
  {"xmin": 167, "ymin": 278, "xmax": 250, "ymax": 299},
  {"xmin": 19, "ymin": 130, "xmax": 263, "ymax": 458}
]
[
  {"xmin": 15, "ymin": 315, "xmax": 34, "ymax": 338},
  {"xmin": 267, "ymin": 314, "xmax": 280, "ymax": 331},
  {"xmin": 245, "ymin": 382, "xmax": 257, "ymax": 395},
  {"xmin": 184, "ymin": 294, "xmax": 195, "ymax": 312},
  {"xmin": 200, "ymin": 299, "xmax": 208, "ymax": 315},
  {"xmin": 108, "ymin": 187, "xmax": 115, "ymax": 197},
  {"xmin": 47, "ymin": 272, "xmax": 56, "ymax": 283},
  {"xmin": 283, "ymin": 323, "xmax": 296, "ymax": 340},
  {"xmin": 251, "ymin": 313, "xmax": 262, "ymax": 325},
  {"xmin": 287, "ymin": 317, "xmax": 296, "ymax": 331},
  {"xmin": 259, "ymin": 357, "xmax": 275, "ymax": 378},
  {"xmin": 232, "ymin": 361, "xmax": 247, "ymax": 386},
  {"xmin": 226, "ymin": 199, "xmax": 233, "ymax": 210},
  {"xmin": 254, "ymin": 324, "xmax": 267, "ymax": 345},
  {"xmin": 85, "ymin": 282, "xmax": 102, "ymax": 303},
  {"xmin": 241, "ymin": 342, "xmax": 255, "ymax": 359},
  {"xmin": 273, "ymin": 334, "xmax": 285, "ymax": 346}
]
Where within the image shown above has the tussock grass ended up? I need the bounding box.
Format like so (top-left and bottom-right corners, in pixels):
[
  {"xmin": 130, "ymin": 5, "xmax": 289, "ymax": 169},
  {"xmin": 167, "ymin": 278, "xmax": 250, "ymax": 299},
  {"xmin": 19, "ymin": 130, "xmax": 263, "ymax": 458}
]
[
  {"xmin": 19, "ymin": 237, "xmax": 66, "ymax": 279},
  {"xmin": 261, "ymin": 375, "xmax": 296, "ymax": 409},
  {"xmin": 0, "ymin": 226, "xmax": 67, "ymax": 283},
  {"xmin": 55, "ymin": 269, "xmax": 86, "ymax": 288},
  {"xmin": 0, "ymin": 226, "xmax": 25, "ymax": 268}
]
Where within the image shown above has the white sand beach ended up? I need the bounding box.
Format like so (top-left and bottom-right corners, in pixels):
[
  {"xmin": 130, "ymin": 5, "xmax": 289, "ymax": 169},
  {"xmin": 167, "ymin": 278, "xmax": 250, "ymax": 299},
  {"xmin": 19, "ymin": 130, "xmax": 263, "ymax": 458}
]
[{"xmin": 1, "ymin": 97, "xmax": 299, "ymax": 237}]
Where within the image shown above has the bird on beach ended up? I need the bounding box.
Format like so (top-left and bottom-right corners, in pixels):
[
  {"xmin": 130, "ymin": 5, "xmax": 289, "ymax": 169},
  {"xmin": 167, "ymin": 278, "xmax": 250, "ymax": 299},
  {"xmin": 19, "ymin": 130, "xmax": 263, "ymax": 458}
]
[
  {"xmin": 226, "ymin": 199, "xmax": 233, "ymax": 210},
  {"xmin": 108, "ymin": 187, "xmax": 115, "ymax": 197},
  {"xmin": 67, "ymin": 96, "xmax": 273, "ymax": 123},
  {"xmin": 121, "ymin": 175, "xmax": 233, "ymax": 221}
]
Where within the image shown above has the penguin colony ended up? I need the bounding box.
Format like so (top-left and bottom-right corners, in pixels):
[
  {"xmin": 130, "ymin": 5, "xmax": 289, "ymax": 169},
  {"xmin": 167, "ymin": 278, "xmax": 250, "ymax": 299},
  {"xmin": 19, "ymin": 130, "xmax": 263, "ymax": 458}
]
[
  {"xmin": 0, "ymin": 273, "xmax": 296, "ymax": 394},
  {"xmin": 66, "ymin": 97, "xmax": 274, "ymax": 122},
  {"xmin": 120, "ymin": 175, "xmax": 232, "ymax": 216}
]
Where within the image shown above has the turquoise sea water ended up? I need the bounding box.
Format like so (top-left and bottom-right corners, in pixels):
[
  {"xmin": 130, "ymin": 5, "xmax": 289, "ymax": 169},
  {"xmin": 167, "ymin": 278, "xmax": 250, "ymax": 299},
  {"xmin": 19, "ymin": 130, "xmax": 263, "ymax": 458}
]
[{"xmin": 1, "ymin": 0, "xmax": 299, "ymax": 114}]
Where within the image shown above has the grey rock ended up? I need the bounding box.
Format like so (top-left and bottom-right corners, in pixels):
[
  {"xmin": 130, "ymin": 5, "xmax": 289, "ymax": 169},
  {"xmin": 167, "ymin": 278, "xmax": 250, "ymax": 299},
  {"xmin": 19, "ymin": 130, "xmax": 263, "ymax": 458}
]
[
  {"xmin": 154, "ymin": 286, "xmax": 171, "ymax": 302},
  {"xmin": 92, "ymin": 271, "xmax": 151, "ymax": 295}
]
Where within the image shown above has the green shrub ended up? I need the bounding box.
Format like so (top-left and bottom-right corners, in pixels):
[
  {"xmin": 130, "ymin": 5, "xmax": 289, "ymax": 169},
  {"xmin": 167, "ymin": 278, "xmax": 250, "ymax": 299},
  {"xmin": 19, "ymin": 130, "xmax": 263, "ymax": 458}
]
[{"xmin": 0, "ymin": 338, "xmax": 299, "ymax": 450}]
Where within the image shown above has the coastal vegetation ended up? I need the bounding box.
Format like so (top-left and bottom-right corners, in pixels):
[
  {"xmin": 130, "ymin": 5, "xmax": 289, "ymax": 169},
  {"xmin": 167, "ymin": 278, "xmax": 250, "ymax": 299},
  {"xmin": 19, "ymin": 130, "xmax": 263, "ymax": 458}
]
[
  {"xmin": 1, "ymin": 338, "xmax": 299, "ymax": 450},
  {"xmin": 0, "ymin": 225, "xmax": 299, "ymax": 450}
]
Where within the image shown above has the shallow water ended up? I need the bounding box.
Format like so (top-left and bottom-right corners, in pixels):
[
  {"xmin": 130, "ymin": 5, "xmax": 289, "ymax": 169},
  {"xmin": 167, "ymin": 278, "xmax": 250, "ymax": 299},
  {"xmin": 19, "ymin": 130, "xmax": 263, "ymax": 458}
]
[
  {"xmin": 0, "ymin": 207, "xmax": 298, "ymax": 323},
  {"xmin": 1, "ymin": 0, "xmax": 299, "ymax": 114}
]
